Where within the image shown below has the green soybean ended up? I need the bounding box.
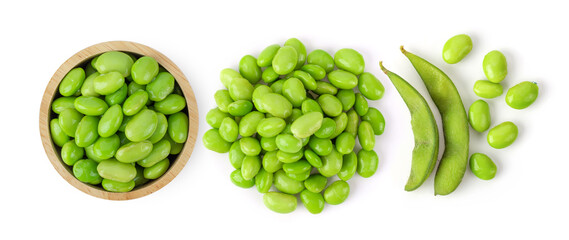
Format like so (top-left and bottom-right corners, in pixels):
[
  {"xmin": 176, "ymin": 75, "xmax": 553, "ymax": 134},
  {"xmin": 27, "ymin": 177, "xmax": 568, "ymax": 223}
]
[
  {"xmin": 323, "ymin": 180, "xmax": 350, "ymax": 205},
  {"xmin": 168, "ymin": 112, "xmax": 189, "ymax": 143},
  {"xmin": 335, "ymin": 132, "xmax": 355, "ymax": 154},
  {"xmin": 262, "ymin": 151, "xmax": 282, "ymax": 173},
  {"xmin": 59, "ymin": 68, "xmax": 85, "ymax": 97},
  {"xmin": 126, "ymin": 109, "xmax": 157, "ymax": 142},
  {"xmin": 75, "ymin": 116, "xmax": 100, "ymax": 147},
  {"xmin": 469, "ymin": 153, "xmax": 497, "ymax": 180},
  {"xmin": 362, "ymin": 107, "xmax": 385, "ymax": 135},
  {"xmin": 138, "ymin": 139, "xmax": 171, "ymax": 167},
  {"xmin": 283, "ymin": 159, "xmax": 311, "ymax": 175},
  {"xmin": 59, "ymin": 108, "xmax": 84, "ymax": 137},
  {"xmin": 73, "ymin": 159, "xmax": 102, "ymax": 185},
  {"xmin": 92, "ymin": 134, "xmax": 120, "ymax": 160},
  {"xmin": 105, "ymin": 84, "xmax": 128, "ymax": 106},
  {"xmin": 282, "ymin": 77, "xmax": 307, "ymax": 108},
  {"xmin": 260, "ymin": 136, "xmax": 278, "ymax": 152},
  {"xmin": 284, "ymin": 38, "xmax": 307, "ymax": 69},
  {"xmin": 259, "ymin": 93, "xmax": 292, "ymax": 119},
  {"xmin": 219, "ymin": 117, "xmax": 238, "ymax": 142},
  {"xmin": 506, "ymin": 81, "xmax": 539, "ymax": 109},
  {"xmin": 328, "ymin": 70, "xmax": 358, "ymax": 89},
  {"xmin": 214, "ymin": 90, "xmax": 233, "ymax": 113},
  {"xmin": 228, "ymin": 141, "xmax": 246, "ymax": 169},
  {"xmin": 262, "ymin": 66, "xmax": 279, "ymax": 83},
  {"xmin": 239, "ymin": 55, "xmax": 262, "ymax": 84},
  {"xmin": 220, "ymin": 68, "xmax": 242, "ymax": 89},
  {"xmin": 50, "ymin": 119, "xmax": 69, "ymax": 147},
  {"xmin": 468, "ymin": 100, "xmax": 491, "ymax": 132},
  {"xmin": 358, "ymin": 121, "xmax": 375, "ymax": 150},
  {"xmin": 263, "ymin": 192, "xmax": 297, "ymax": 214},
  {"xmin": 154, "ymin": 94, "xmax": 186, "ymax": 115},
  {"xmin": 93, "ymin": 72, "xmax": 125, "ymax": 95},
  {"xmin": 309, "ymin": 136, "xmax": 333, "ymax": 156},
  {"xmin": 357, "ymin": 149, "xmax": 379, "ymax": 178},
  {"xmin": 293, "ymin": 70, "xmax": 317, "ymax": 90},
  {"xmin": 307, "ymin": 49, "xmax": 334, "ymax": 73},
  {"xmin": 334, "ymin": 48, "xmax": 365, "ymax": 75},
  {"xmin": 442, "ymin": 34, "xmax": 473, "ymax": 64},
  {"xmin": 336, "ymin": 89, "xmax": 355, "ymax": 112},
  {"xmin": 115, "ymin": 140, "xmax": 153, "ymax": 163},
  {"xmin": 301, "ymin": 64, "xmax": 326, "ymax": 80},
  {"xmin": 354, "ymin": 93, "xmax": 368, "ymax": 116},
  {"xmin": 128, "ymin": 81, "xmax": 145, "ymax": 95},
  {"xmin": 487, "ymin": 121, "xmax": 518, "ymax": 149},
  {"xmin": 313, "ymin": 81, "xmax": 338, "ymax": 95},
  {"xmin": 290, "ymin": 112, "xmax": 323, "ymax": 139},
  {"xmin": 61, "ymin": 140, "xmax": 84, "ymax": 166},
  {"xmin": 402, "ymin": 47, "xmax": 469, "ymax": 196},
  {"xmin": 102, "ymin": 179, "xmax": 135, "ymax": 192},
  {"xmin": 304, "ymin": 174, "xmax": 327, "ymax": 193},
  {"xmin": 273, "ymin": 170, "xmax": 304, "ymax": 194},
  {"xmin": 345, "ymin": 109, "xmax": 359, "ymax": 136},
  {"xmin": 147, "ymin": 112, "xmax": 168, "ymax": 143},
  {"xmin": 358, "ymin": 72, "xmax": 384, "ymax": 100},
  {"xmin": 97, "ymin": 159, "xmax": 136, "ymax": 182},
  {"xmin": 131, "ymin": 56, "xmax": 159, "ymax": 85},
  {"xmin": 203, "ymin": 129, "xmax": 231, "ymax": 153},
  {"xmin": 98, "ymin": 104, "xmax": 123, "ymax": 138},
  {"xmin": 52, "ymin": 97, "xmax": 76, "ymax": 114},
  {"xmin": 314, "ymin": 118, "xmax": 336, "ymax": 139},
  {"xmin": 81, "ymin": 72, "xmax": 101, "ymax": 97},
  {"xmin": 304, "ymin": 149, "xmax": 323, "ymax": 168},
  {"xmin": 277, "ymin": 149, "xmax": 303, "ymax": 163},
  {"xmin": 275, "ymin": 133, "xmax": 302, "ymax": 153},
  {"xmin": 318, "ymin": 148, "xmax": 343, "ymax": 177},
  {"xmin": 143, "ymin": 158, "xmax": 170, "ymax": 179},
  {"xmin": 300, "ymin": 190, "xmax": 325, "ymax": 214},
  {"xmin": 241, "ymin": 155, "xmax": 261, "ymax": 180},
  {"xmin": 257, "ymin": 44, "xmax": 281, "ymax": 67},
  {"xmin": 146, "ymin": 72, "xmax": 175, "ymax": 102},
  {"xmin": 257, "ymin": 117, "xmax": 286, "ymax": 138},
  {"xmin": 206, "ymin": 108, "xmax": 230, "ymax": 128},
  {"xmin": 318, "ymin": 94, "xmax": 342, "ymax": 117},
  {"xmin": 272, "ymin": 46, "xmax": 298, "ymax": 75},
  {"xmin": 240, "ymin": 137, "xmax": 261, "ymax": 156},
  {"xmin": 255, "ymin": 169, "xmax": 273, "ymax": 193},
  {"xmin": 483, "ymin": 50, "xmax": 508, "ymax": 83},
  {"xmin": 381, "ymin": 63, "xmax": 438, "ymax": 191},
  {"xmin": 230, "ymin": 169, "xmax": 255, "ymax": 188},
  {"xmin": 133, "ymin": 165, "xmax": 149, "ymax": 186},
  {"xmin": 330, "ymin": 112, "xmax": 348, "ymax": 139},
  {"xmin": 94, "ymin": 51, "xmax": 134, "ymax": 77},
  {"xmin": 473, "ymin": 80, "xmax": 503, "ymax": 99},
  {"xmin": 338, "ymin": 152, "xmax": 357, "ymax": 181},
  {"xmin": 74, "ymin": 96, "xmax": 108, "ymax": 116}
]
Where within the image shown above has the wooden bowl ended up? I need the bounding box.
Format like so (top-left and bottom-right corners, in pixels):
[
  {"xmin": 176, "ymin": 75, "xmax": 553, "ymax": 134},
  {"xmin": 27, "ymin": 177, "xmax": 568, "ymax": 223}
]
[{"xmin": 39, "ymin": 41, "xmax": 199, "ymax": 200}]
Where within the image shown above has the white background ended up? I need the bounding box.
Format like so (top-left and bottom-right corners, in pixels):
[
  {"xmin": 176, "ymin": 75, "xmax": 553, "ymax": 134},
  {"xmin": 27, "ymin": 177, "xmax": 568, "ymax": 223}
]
[{"xmin": 1, "ymin": 0, "xmax": 567, "ymax": 239}]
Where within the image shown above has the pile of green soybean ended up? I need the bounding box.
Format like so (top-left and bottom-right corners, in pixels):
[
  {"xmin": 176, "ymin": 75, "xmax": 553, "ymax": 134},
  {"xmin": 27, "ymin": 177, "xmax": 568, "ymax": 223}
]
[
  {"xmin": 203, "ymin": 38, "xmax": 385, "ymax": 213},
  {"xmin": 50, "ymin": 51, "xmax": 189, "ymax": 192},
  {"xmin": 443, "ymin": 34, "xmax": 538, "ymax": 181}
]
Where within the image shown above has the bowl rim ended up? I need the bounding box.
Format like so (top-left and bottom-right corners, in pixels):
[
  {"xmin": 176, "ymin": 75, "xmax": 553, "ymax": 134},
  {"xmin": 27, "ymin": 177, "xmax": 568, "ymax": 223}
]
[{"xmin": 39, "ymin": 41, "xmax": 199, "ymax": 200}]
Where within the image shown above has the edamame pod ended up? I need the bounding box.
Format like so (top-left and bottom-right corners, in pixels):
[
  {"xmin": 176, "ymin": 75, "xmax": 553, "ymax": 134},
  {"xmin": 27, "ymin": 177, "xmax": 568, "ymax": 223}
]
[
  {"xmin": 381, "ymin": 63, "xmax": 438, "ymax": 191},
  {"xmin": 401, "ymin": 47, "xmax": 469, "ymax": 196}
]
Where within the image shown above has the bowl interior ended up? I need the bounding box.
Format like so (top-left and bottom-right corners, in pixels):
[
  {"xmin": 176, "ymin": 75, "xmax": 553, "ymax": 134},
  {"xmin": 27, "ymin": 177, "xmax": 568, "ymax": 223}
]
[{"xmin": 40, "ymin": 41, "xmax": 198, "ymax": 200}]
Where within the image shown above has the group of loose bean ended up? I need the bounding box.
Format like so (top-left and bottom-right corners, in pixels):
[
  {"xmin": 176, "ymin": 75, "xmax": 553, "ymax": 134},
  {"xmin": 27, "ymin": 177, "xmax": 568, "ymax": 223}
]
[
  {"xmin": 443, "ymin": 34, "xmax": 539, "ymax": 181},
  {"xmin": 50, "ymin": 51, "xmax": 189, "ymax": 192},
  {"xmin": 203, "ymin": 38, "xmax": 385, "ymax": 213}
]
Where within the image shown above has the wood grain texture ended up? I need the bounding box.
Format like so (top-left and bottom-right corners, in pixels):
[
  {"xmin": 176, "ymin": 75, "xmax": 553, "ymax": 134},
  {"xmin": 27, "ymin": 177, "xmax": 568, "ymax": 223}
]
[{"xmin": 39, "ymin": 41, "xmax": 198, "ymax": 200}]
